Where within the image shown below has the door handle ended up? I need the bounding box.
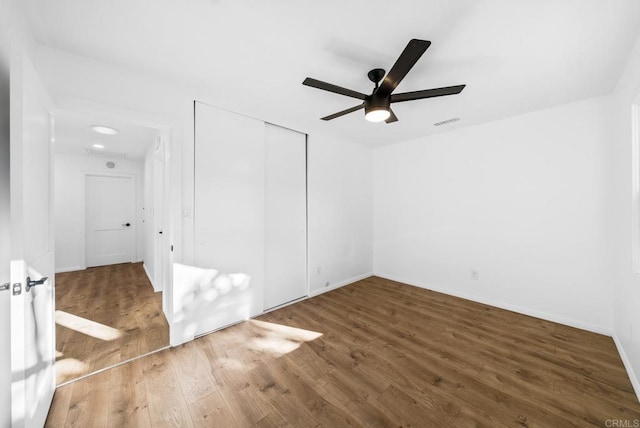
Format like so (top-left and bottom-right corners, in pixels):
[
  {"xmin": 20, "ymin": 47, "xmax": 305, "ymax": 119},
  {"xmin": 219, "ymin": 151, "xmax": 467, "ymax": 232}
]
[
  {"xmin": 26, "ymin": 276, "xmax": 48, "ymax": 292},
  {"xmin": 122, "ymin": 222, "xmax": 131, "ymax": 227},
  {"xmin": 158, "ymin": 231, "xmax": 163, "ymax": 235},
  {"xmin": 0, "ymin": 282, "xmax": 9, "ymax": 292}
]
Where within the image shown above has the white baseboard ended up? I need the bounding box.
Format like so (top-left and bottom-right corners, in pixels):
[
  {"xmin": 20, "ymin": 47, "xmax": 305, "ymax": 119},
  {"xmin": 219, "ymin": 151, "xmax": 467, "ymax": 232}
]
[
  {"xmin": 143, "ymin": 263, "xmax": 159, "ymax": 292},
  {"xmin": 55, "ymin": 266, "xmax": 85, "ymax": 273},
  {"xmin": 309, "ymin": 272, "xmax": 373, "ymax": 298},
  {"xmin": 612, "ymin": 333, "xmax": 640, "ymax": 403},
  {"xmin": 373, "ymin": 272, "xmax": 612, "ymax": 337}
]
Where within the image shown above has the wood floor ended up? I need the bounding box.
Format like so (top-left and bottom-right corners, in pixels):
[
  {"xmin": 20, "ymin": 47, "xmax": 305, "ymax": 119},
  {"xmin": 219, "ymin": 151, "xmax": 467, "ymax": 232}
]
[
  {"xmin": 55, "ymin": 262, "xmax": 170, "ymax": 384},
  {"xmin": 46, "ymin": 276, "xmax": 640, "ymax": 427}
]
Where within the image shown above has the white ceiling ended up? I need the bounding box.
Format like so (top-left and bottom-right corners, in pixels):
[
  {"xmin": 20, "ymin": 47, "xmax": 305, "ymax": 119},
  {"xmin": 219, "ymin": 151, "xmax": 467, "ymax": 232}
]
[
  {"xmin": 22, "ymin": 0, "xmax": 640, "ymax": 147},
  {"xmin": 55, "ymin": 108, "xmax": 161, "ymax": 160}
]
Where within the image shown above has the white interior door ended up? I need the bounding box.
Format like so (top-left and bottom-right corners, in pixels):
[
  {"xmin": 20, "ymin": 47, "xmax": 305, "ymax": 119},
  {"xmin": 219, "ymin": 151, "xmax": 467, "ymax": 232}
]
[
  {"xmin": 264, "ymin": 123, "xmax": 307, "ymax": 310},
  {"xmin": 7, "ymin": 52, "xmax": 56, "ymax": 427},
  {"xmin": 0, "ymin": 39, "xmax": 11, "ymax": 428},
  {"xmin": 85, "ymin": 175, "xmax": 135, "ymax": 267}
]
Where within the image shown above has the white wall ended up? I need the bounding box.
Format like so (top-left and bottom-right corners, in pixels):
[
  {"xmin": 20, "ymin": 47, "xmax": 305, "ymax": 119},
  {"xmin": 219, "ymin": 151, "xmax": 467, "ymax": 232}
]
[
  {"xmin": 54, "ymin": 153, "xmax": 145, "ymax": 272},
  {"xmin": 609, "ymin": 30, "xmax": 640, "ymax": 399},
  {"xmin": 374, "ymin": 96, "xmax": 612, "ymax": 334},
  {"xmin": 308, "ymin": 133, "xmax": 373, "ymax": 295}
]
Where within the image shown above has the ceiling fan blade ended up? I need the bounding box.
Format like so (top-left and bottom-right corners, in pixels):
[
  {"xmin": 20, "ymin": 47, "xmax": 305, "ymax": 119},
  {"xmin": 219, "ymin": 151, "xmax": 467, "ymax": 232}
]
[
  {"xmin": 376, "ymin": 39, "xmax": 431, "ymax": 98},
  {"xmin": 385, "ymin": 108, "xmax": 398, "ymax": 123},
  {"xmin": 321, "ymin": 103, "xmax": 365, "ymax": 121},
  {"xmin": 303, "ymin": 78, "xmax": 367, "ymax": 100},
  {"xmin": 391, "ymin": 84, "xmax": 466, "ymax": 103}
]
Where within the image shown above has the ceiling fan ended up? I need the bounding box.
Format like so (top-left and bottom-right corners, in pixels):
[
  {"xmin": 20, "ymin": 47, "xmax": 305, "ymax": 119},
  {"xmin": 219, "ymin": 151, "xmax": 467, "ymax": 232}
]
[{"xmin": 303, "ymin": 39, "xmax": 466, "ymax": 123}]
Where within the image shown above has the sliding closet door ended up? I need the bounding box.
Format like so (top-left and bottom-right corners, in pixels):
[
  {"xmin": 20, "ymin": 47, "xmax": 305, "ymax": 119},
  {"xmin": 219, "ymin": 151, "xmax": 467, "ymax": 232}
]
[
  {"xmin": 191, "ymin": 103, "xmax": 307, "ymax": 339},
  {"xmin": 264, "ymin": 124, "xmax": 307, "ymax": 310},
  {"xmin": 193, "ymin": 102, "xmax": 265, "ymax": 336}
]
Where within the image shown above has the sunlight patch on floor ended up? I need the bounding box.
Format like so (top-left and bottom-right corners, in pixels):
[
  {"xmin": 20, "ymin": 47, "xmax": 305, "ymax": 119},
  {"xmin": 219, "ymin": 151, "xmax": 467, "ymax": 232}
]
[
  {"xmin": 55, "ymin": 310, "xmax": 122, "ymax": 341},
  {"xmin": 55, "ymin": 358, "xmax": 89, "ymax": 384},
  {"xmin": 247, "ymin": 319, "xmax": 323, "ymax": 357}
]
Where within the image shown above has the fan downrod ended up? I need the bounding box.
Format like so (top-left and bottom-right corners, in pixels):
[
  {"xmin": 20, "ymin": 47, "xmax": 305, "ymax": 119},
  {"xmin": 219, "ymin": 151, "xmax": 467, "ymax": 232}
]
[{"xmin": 367, "ymin": 68, "xmax": 386, "ymax": 88}]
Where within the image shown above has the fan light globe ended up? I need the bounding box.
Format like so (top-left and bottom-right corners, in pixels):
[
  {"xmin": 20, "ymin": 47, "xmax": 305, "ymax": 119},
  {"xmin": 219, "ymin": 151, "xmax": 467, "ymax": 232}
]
[{"xmin": 365, "ymin": 109, "xmax": 390, "ymax": 122}]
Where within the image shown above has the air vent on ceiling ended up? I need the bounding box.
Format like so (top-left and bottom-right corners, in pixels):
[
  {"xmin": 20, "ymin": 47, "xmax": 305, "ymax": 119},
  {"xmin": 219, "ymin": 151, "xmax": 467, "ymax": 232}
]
[
  {"xmin": 86, "ymin": 148, "xmax": 126, "ymax": 159},
  {"xmin": 433, "ymin": 117, "xmax": 460, "ymax": 127}
]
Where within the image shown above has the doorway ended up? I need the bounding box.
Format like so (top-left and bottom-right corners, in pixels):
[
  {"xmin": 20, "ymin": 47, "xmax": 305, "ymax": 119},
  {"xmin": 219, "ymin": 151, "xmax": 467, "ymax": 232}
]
[{"xmin": 53, "ymin": 106, "xmax": 171, "ymax": 385}]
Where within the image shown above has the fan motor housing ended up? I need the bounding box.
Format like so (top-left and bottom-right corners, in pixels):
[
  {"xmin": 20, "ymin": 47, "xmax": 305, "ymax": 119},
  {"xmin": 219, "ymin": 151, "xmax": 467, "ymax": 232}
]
[{"xmin": 364, "ymin": 94, "xmax": 390, "ymax": 114}]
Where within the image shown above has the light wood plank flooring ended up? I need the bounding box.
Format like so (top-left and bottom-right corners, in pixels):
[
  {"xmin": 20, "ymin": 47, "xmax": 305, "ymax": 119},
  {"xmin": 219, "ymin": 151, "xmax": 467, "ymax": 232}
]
[
  {"xmin": 55, "ymin": 262, "xmax": 170, "ymax": 384},
  {"xmin": 47, "ymin": 276, "xmax": 640, "ymax": 426}
]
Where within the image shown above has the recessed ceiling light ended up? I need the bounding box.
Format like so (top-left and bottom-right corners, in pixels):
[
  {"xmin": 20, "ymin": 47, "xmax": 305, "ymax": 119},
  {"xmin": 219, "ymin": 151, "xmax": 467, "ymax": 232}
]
[
  {"xmin": 92, "ymin": 143, "xmax": 104, "ymax": 149},
  {"xmin": 91, "ymin": 125, "xmax": 119, "ymax": 135}
]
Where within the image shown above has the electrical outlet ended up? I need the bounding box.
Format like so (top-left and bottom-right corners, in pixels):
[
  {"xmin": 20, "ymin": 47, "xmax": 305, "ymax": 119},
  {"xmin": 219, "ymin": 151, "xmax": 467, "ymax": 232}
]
[
  {"xmin": 325, "ymin": 281, "xmax": 330, "ymax": 288},
  {"xmin": 471, "ymin": 270, "xmax": 479, "ymax": 280}
]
